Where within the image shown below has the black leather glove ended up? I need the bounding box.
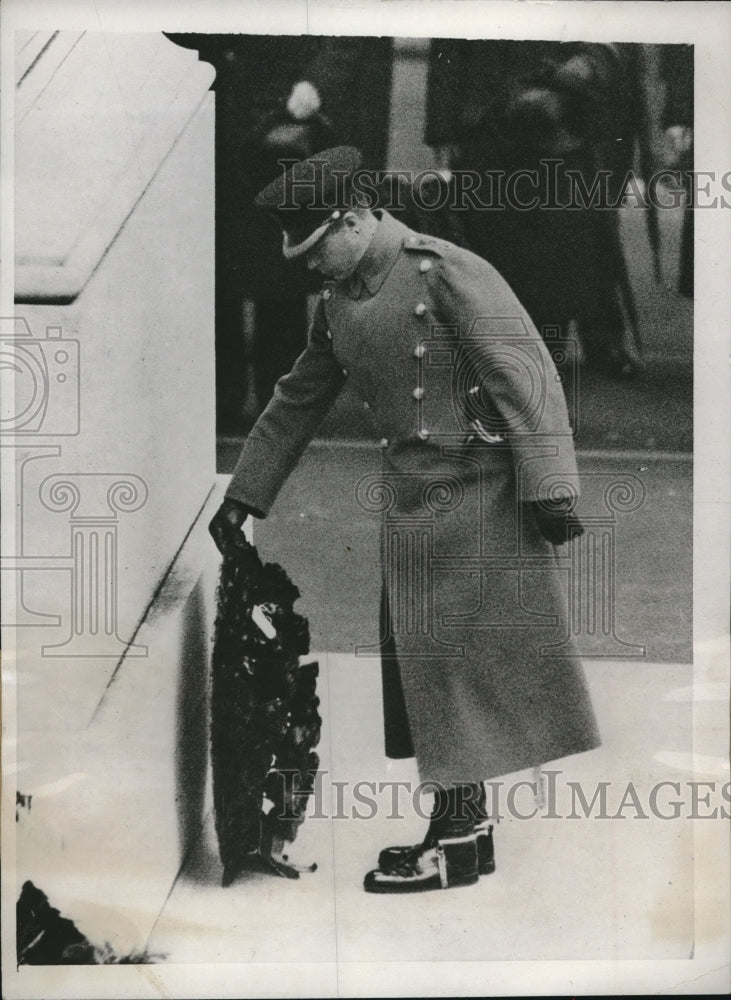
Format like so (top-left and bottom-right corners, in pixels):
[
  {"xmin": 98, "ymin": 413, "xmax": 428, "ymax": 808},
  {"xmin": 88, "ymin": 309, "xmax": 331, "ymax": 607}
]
[
  {"xmin": 530, "ymin": 497, "xmax": 584, "ymax": 546},
  {"xmin": 208, "ymin": 497, "xmax": 257, "ymax": 554}
]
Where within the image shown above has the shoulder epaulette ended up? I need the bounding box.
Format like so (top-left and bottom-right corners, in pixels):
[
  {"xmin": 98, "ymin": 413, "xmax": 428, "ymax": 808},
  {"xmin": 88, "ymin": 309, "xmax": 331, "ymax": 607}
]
[{"xmin": 403, "ymin": 233, "xmax": 447, "ymax": 257}]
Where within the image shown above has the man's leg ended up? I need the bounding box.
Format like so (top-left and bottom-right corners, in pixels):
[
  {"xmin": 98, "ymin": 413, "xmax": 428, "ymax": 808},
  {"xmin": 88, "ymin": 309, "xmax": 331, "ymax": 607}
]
[
  {"xmin": 363, "ymin": 782, "xmax": 486, "ymax": 894},
  {"xmin": 366, "ymin": 592, "xmax": 493, "ymax": 893},
  {"xmin": 379, "ymin": 585, "xmax": 415, "ymax": 760},
  {"xmin": 375, "ymin": 781, "xmax": 495, "ymax": 877}
]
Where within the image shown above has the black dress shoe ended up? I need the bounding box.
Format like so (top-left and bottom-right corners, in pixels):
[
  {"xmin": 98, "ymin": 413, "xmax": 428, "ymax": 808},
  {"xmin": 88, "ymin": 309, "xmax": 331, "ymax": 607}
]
[
  {"xmin": 377, "ymin": 782, "xmax": 495, "ymax": 877},
  {"xmin": 365, "ymin": 783, "xmax": 486, "ymax": 893},
  {"xmin": 364, "ymin": 832, "xmax": 479, "ymax": 894},
  {"xmin": 378, "ymin": 820, "xmax": 495, "ymax": 876}
]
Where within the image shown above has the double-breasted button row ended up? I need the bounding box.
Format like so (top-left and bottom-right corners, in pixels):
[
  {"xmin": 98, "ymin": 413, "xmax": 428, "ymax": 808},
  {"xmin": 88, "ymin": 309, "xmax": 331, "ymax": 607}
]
[{"xmin": 412, "ymin": 281, "xmax": 429, "ymax": 438}]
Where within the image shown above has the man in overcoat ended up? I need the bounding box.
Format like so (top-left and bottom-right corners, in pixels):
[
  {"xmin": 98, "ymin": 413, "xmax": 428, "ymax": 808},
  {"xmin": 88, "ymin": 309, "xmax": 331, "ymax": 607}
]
[{"xmin": 210, "ymin": 148, "xmax": 600, "ymax": 894}]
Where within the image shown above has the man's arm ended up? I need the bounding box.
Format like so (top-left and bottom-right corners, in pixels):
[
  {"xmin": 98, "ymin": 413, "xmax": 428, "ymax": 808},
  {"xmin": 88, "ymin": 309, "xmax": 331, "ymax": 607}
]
[
  {"xmin": 430, "ymin": 249, "xmax": 582, "ymax": 542},
  {"xmin": 214, "ymin": 297, "xmax": 345, "ymax": 545}
]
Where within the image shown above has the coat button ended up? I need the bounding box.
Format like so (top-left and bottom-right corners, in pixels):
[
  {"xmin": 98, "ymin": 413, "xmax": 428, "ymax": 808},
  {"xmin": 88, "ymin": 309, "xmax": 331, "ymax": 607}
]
[
  {"xmin": 419, "ymin": 259, "xmax": 432, "ymax": 273},
  {"xmin": 414, "ymin": 302, "xmax": 427, "ymax": 316},
  {"xmin": 323, "ymin": 288, "xmax": 332, "ymax": 300},
  {"xmin": 363, "ymin": 401, "xmax": 371, "ymax": 410},
  {"xmin": 380, "ymin": 437, "xmax": 389, "ymax": 448},
  {"xmin": 342, "ymin": 367, "xmax": 349, "ymax": 377},
  {"xmin": 418, "ymin": 429, "xmax": 430, "ymax": 440},
  {"xmin": 414, "ymin": 344, "xmax": 426, "ymax": 358},
  {"xmin": 326, "ymin": 329, "xmax": 333, "ymax": 340},
  {"xmin": 412, "ymin": 387, "xmax": 424, "ymax": 400}
]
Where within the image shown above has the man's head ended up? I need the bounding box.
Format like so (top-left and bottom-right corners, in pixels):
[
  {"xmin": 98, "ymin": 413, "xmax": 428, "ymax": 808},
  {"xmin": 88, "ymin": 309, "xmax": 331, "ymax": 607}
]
[
  {"xmin": 303, "ymin": 206, "xmax": 377, "ymax": 279},
  {"xmin": 254, "ymin": 146, "xmax": 377, "ymax": 276}
]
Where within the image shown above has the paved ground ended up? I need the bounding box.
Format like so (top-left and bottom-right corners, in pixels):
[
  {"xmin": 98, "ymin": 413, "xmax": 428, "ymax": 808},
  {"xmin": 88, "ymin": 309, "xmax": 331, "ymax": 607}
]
[
  {"xmin": 148, "ymin": 656, "xmax": 700, "ymax": 965},
  {"xmin": 218, "ymin": 443, "xmax": 692, "ymax": 664}
]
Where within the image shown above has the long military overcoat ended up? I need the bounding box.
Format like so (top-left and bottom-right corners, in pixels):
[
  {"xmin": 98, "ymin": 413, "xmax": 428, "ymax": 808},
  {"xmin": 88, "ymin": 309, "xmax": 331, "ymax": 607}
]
[{"xmin": 226, "ymin": 210, "xmax": 600, "ymax": 786}]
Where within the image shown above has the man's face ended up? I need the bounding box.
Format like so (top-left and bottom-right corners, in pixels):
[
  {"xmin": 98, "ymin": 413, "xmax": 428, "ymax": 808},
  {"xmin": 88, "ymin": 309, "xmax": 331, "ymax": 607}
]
[{"xmin": 304, "ymin": 215, "xmax": 363, "ymax": 280}]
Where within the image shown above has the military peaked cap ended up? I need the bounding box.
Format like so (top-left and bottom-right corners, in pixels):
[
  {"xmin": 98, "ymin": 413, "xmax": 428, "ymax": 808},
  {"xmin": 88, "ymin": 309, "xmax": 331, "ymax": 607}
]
[{"xmin": 254, "ymin": 145, "xmax": 364, "ymax": 260}]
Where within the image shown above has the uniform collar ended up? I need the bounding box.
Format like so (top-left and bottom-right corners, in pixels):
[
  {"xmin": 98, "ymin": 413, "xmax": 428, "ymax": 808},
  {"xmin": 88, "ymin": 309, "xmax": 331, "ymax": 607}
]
[{"xmin": 341, "ymin": 210, "xmax": 409, "ymax": 299}]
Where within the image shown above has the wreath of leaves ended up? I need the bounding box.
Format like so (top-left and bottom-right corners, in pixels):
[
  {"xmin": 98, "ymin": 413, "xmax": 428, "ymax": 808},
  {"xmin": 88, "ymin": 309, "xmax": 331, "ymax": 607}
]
[{"xmin": 210, "ymin": 540, "xmax": 321, "ymax": 885}]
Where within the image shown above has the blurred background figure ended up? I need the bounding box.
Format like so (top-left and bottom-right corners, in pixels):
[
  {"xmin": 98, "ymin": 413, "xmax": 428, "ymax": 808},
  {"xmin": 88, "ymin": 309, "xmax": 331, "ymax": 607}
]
[
  {"xmin": 167, "ymin": 34, "xmax": 393, "ymax": 430},
  {"xmin": 423, "ymin": 40, "xmax": 649, "ymax": 378},
  {"xmin": 658, "ymin": 44, "xmax": 693, "ymax": 298}
]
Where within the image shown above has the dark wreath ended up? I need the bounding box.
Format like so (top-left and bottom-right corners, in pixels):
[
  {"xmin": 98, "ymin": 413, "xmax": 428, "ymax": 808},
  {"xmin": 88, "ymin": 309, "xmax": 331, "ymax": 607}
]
[{"xmin": 210, "ymin": 538, "xmax": 321, "ymax": 886}]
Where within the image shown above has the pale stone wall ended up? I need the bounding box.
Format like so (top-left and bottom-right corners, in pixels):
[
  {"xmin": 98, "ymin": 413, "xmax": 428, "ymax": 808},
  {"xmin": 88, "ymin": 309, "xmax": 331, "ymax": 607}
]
[{"xmin": 7, "ymin": 32, "xmax": 219, "ymax": 953}]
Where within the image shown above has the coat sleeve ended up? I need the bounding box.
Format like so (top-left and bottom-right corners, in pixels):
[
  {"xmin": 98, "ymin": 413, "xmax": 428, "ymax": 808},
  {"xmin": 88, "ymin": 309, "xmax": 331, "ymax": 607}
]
[
  {"xmin": 429, "ymin": 249, "xmax": 580, "ymax": 502},
  {"xmin": 225, "ymin": 297, "xmax": 346, "ymax": 514}
]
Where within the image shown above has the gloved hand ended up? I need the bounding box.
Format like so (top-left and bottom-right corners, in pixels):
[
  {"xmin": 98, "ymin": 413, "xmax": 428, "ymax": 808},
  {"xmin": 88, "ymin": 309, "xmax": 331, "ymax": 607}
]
[
  {"xmin": 530, "ymin": 496, "xmax": 584, "ymax": 546},
  {"xmin": 209, "ymin": 497, "xmax": 256, "ymax": 555}
]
